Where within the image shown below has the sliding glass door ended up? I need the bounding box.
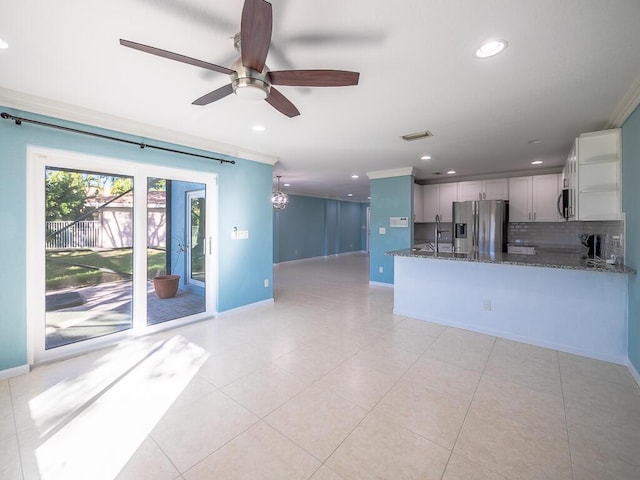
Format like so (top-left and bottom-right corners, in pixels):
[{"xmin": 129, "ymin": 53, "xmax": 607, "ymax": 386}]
[
  {"xmin": 44, "ymin": 168, "xmax": 135, "ymax": 349},
  {"xmin": 28, "ymin": 148, "xmax": 217, "ymax": 364},
  {"xmin": 147, "ymin": 181, "xmax": 206, "ymax": 325}
]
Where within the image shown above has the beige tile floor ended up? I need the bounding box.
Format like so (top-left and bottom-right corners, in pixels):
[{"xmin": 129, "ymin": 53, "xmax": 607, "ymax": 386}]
[{"xmin": 2, "ymin": 252, "xmax": 640, "ymax": 479}]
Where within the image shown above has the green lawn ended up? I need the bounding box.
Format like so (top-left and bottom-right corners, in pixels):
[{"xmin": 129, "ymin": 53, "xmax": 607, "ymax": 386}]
[{"xmin": 46, "ymin": 248, "xmax": 167, "ymax": 290}]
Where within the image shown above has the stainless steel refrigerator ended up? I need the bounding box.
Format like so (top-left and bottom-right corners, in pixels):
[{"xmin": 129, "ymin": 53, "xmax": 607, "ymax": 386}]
[{"xmin": 452, "ymin": 200, "xmax": 508, "ymax": 254}]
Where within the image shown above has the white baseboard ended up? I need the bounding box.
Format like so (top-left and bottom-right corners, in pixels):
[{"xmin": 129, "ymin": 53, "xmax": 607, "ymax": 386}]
[
  {"xmin": 0, "ymin": 364, "xmax": 30, "ymax": 381},
  {"xmin": 628, "ymin": 359, "xmax": 640, "ymax": 388},
  {"xmin": 369, "ymin": 281, "xmax": 393, "ymax": 288},
  {"xmin": 275, "ymin": 250, "xmax": 367, "ymax": 266},
  {"xmin": 217, "ymin": 298, "xmax": 274, "ymax": 316},
  {"xmin": 393, "ymin": 308, "xmax": 628, "ymax": 366}
]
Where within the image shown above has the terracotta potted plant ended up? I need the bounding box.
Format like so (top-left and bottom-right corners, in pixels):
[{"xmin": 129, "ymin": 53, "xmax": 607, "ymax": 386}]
[{"xmin": 153, "ymin": 238, "xmax": 185, "ymax": 299}]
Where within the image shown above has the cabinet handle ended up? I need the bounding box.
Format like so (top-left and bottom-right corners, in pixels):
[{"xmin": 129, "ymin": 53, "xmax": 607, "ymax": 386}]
[
  {"xmin": 528, "ymin": 212, "xmax": 531, "ymax": 220},
  {"xmin": 534, "ymin": 212, "xmax": 537, "ymax": 220}
]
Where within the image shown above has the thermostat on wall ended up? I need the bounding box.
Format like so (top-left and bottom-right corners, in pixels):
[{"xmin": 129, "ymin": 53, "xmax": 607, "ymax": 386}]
[{"xmin": 389, "ymin": 216, "xmax": 409, "ymax": 227}]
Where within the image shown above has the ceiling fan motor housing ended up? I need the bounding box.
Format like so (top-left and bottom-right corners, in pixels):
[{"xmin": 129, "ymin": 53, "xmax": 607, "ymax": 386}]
[{"xmin": 231, "ymin": 59, "xmax": 271, "ymax": 100}]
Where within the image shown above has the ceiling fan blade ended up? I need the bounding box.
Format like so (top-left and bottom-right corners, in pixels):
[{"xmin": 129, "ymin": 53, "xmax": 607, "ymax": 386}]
[
  {"xmin": 120, "ymin": 39, "xmax": 234, "ymax": 75},
  {"xmin": 266, "ymin": 88, "xmax": 300, "ymax": 117},
  {"xmin": 192, "ymin": 84, "xmax": 234, "ymax": 105},
  {"xmin": 240, "ymin": 0, "xmax": 273, "ymax": 72},
  {"xmin": 269, "ymin": 70, "xmax": 360, "ymax": 87}
]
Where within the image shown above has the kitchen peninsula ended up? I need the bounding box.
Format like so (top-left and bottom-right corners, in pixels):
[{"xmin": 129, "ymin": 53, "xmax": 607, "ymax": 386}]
[{"xmin": 387, "ymin": 248, "xmax": 635, "ymax": 364}]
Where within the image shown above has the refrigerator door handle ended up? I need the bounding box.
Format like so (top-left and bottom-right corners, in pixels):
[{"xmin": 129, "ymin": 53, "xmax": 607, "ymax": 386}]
[{"xmin": 473, "ymin": 208, "xmax": 480, "ymax": 252}]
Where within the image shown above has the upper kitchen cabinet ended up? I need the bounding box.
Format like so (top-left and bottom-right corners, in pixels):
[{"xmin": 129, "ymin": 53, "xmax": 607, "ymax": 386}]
[
  {"xmin": 509, "ymin": 174, "xmax": 559, "ymax": 222},
  {"xmin": 423, "ymin": 183, "xmax": 457, "ymax": 222},
  {"xmin": 413, "ymin": 183, "xmax": 424, "ymax": 222},
  {"xmin": 575, "ymin": 129, "xmax": 622, "ymax": 221},
  {"xmin": 457, "ymin": 178, "xmax": 509, "ymax": 201}
]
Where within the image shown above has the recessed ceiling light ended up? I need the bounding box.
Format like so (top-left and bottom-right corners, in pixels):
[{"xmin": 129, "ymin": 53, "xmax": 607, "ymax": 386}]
[
  {"xmin": 347, "ymin": 193, "xmax": 353, "ymax": 197},
  {"xmin": 528, "ymin": 139, "xmax": 543, "ymax": 144},
  {"xmin": 420, "ymin": 155, "xmax": 432, "ymax": 160},
  {"xmin": 283, "ymin": 183, "xmax": 291, "ymax": 187},
  {"xmin": 447, "ymin": 170, "xmax": 456, "ymax": 175},
  {"xmin": 475, "ymin": 39, "xmax": 508, "ymax": 58},
  {"xmin": 0, "ymin": 38, "xmax": 8, "ymax": 49},
  {"xmin": 351, "ymin": 175, "xmax": 359, "ymax": 179},
  {"xmin": 252, "ymin": 125, "xmax": 266, "ymax": 132},
  {"xmin": 531, "ymin": 160, "xmax": 544, "ymax": 165}
]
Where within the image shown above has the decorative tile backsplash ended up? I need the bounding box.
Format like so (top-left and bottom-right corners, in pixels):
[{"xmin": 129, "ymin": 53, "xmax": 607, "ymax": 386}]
[
  {"xmin": 415, "ymin": 220, "xmax": 625, "ymax": 259},
  {"xmin": 508, "ymin": 219, "xmax": 623, "ymax": 247}
]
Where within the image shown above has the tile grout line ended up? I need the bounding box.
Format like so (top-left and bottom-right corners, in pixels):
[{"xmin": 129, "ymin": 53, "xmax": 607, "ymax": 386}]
[
  {"xmin": 557, "ymin": 350, "xmax": 576, "ymax": 480},
  {"xmin": 439, "ymin": 335, "xmax": 498, "ymax": 480},
  {"xmin": 311, "ymin": 328, "xmax": 452, "ymax": 476}
]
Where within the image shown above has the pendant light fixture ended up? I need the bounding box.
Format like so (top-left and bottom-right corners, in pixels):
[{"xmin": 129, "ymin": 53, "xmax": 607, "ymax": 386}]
[{"xmin": 272, "ymin": 175, "xmax": 289, "ymax": 211}]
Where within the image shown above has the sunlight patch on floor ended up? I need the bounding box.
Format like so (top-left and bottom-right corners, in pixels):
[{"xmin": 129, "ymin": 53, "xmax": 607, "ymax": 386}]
[{"xmin": 30, "ymin": 335, "xmax": 209, "ymax": 480}]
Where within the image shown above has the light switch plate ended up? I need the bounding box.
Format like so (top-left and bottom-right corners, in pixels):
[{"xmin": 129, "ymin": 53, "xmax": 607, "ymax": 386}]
[{"xmin": 379, "ymin": 227, "xmax": 386, "ymax": 234}]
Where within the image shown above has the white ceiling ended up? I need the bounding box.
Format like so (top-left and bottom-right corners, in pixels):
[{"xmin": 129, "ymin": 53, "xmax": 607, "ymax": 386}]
[{"xmin": 1, "ymin": 0, "xmax": 640, "ymax": 202}]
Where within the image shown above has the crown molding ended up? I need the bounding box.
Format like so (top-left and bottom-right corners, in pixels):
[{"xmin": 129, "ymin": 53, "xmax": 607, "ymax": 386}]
[
  {"xmin": 367, "ymin": 167, "xmax": 416, "ymax": 180},
  {"xmin": 607, "ymin": 74, "xmax": 640, "ymax": 128},
  {"xmin": 0, "ymin": 87, "xmax": 278, "ymax": 166}
]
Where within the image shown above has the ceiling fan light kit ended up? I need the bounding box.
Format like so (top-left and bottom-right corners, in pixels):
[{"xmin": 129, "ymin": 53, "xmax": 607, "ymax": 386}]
[
  {"xmin": 120, "ymin": 0, "xmax": 360, "ymax": 117},
  {"xmin": 231, "ymin": 60, "xmax": 271, "ymax": 101}
]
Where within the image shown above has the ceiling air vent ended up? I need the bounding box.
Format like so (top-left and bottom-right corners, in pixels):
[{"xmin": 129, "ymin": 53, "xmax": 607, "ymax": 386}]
[{"xmin": 401, "ymin": 130, "xmax": 433, "ymax": 141}]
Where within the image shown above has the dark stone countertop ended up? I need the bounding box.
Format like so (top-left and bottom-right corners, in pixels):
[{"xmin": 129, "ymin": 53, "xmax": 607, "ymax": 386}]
[{"xmin": 386, "ymin": 248, "xmax": 636, "ymax": 275}]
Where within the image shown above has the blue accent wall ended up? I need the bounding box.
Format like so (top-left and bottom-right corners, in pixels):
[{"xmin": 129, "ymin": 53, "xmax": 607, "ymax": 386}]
[
  {"xmin": 0, "ymin": 107, "xmax": 273, "ymax": 371},
  {"xmin": 622, "ymin": 104, "xmax": 640, "ymax": 372},
  {"xmin": 369, "ymin": 176, "xmax": 413, "ymax": 284},
  {"xmin": 273, "ymin": 194, "xmax": 367, "ymax": 263}
]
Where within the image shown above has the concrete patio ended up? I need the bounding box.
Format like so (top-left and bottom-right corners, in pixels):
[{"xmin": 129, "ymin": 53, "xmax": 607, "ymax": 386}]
[{"xmin": 45, "ymin": 280, "xmax": 205, "ymax": 349}]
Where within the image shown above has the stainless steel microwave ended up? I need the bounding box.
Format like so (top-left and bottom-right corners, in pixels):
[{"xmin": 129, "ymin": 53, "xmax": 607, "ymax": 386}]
[{"xmin": 557, "ymin": 188, "xmax": 574, "ymax": 220}]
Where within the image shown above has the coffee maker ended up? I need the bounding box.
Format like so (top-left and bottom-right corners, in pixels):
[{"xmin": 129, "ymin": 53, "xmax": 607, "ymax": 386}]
[{"xmin": 580, "ymin": 234, "xmax": 602, "ymax": 258}]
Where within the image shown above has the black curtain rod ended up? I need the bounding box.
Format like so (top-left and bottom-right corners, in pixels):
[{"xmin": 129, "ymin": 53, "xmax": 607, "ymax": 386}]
[{"xmin": 1, "ymin": 111, "xmax": 235, "ymax": 165}]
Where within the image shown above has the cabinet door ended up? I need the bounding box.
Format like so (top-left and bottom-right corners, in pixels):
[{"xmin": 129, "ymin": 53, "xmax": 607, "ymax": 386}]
[
  {"xmin": 532, "ymin": 174, "xmax": 559, "ymax": 222},
  {"xmin": 413, "ymin": 184, "xmax": 424, "ymax": 222},
  {"xmin": 483, "ymin": 178, "xmax": 509, "ymax": 200},
  {"xmin": 422, "ymin": 185, "xmax": 438, "ymax": 222},
  {"xmin": 438, "ymin": 183, "xmax": 458, "ymax": 222},
  {"xmin": 457, "ymin": 181, "xmax": 483, "ymax": 201},
  {"xmin": 508, "ymin": 177, "xmax": 532, "ymax": 222}
]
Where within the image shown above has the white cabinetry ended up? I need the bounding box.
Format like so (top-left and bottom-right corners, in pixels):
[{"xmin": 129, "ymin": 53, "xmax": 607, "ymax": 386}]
[
  {"xmin": 413, "ymin": 183, "xmax": 424, "ymax": 222},
  {"xmin": 422, "ymin": 185, "xmax": 438, "ymax": 222},
  {"xmin": 457, "ymin": 179, "xmax": 509, "ymax": 201},
  {"xmin": 422, "ymin": 183, "xmax": 457, "ymax": 222},
  {"xmin": 508, "ymin": 174, "xmax": 559, "ymax": 222},
  {"xmin": 575, "ymin": 129, "xmax": 621, "ymax": 221}
]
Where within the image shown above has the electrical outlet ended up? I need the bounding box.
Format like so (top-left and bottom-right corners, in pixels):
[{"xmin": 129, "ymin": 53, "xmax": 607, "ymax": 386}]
[
  {"xmin": 379, "ymin": 266, "xmax": 383, "ymax": 273},
  {"xmin": 483, "ymin": 299, "xmax": 491, "ymax": 311},
  {"xmin": 264, "ymin": 279, "xmax": 269, "ymax": 288}
]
